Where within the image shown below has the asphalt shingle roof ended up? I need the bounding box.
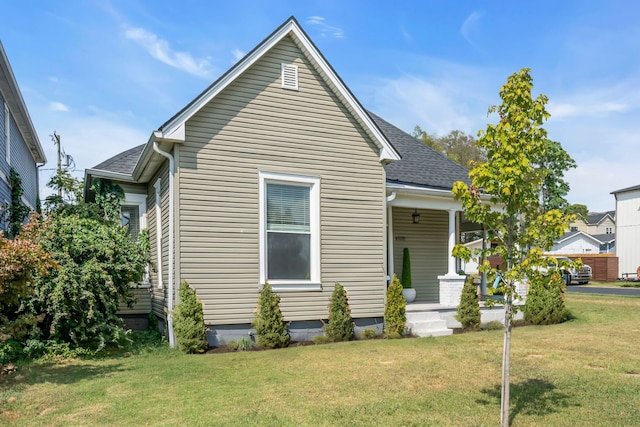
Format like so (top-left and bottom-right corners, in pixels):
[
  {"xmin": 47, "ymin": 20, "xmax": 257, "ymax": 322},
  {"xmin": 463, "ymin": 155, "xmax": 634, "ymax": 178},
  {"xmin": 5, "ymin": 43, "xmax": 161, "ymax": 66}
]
[
  {"xmin": 586, "ymin": 211, "xmax": 615, "ymax": 225},
  {"xmin": 369, "ymin": 111, "xmax": 470, "ymax": 190},
  {"xmin": 91, "ymin": 144, "xmax": 145, "ymax": 175},
  {"xmin": 91, "ymin": 114, "xmax": 470, "ymax": 192}
]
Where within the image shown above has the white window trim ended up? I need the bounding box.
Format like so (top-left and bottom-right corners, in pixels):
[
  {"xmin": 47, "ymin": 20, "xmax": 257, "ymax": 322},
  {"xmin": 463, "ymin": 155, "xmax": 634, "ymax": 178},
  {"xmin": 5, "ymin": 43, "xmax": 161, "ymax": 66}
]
[
  {"xmin": 4, "ymin": 102, "xmax": 10, "ymax": 164},
  {"xmin": 258, "ymin": 171, "xmax": 320, "ymax": 292},
  {"xmin": 122, "ymin": 192, "xmax": 149, "ymax": 287},
  {"xmin": 154, "ymin": 179, "xmax": 163, "ymax": 289}
]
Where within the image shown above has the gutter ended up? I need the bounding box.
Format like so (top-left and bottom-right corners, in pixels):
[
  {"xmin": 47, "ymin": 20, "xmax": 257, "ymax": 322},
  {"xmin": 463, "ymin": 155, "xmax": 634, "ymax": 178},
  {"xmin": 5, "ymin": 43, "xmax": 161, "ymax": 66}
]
[{"xmin": 153, "ymin": 139, "xmax": 176, "ymax": 348}]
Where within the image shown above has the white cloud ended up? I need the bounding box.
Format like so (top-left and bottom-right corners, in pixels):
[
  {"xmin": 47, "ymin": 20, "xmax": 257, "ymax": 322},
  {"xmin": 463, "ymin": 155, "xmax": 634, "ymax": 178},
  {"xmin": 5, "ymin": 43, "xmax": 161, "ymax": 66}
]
[
  {"xmin": 124, "ymin": 27, "xmax": 213, "ymax": 78},
  {"xmin": 49, "ymin": 101, "xmax": 69, "ymax": 112},
  {"xmin": 48, "ymin": 76, "xmax": 59, "ymax": 83},
  {"xmin": 306, "ymin": 16, "xmax": 344, "ymax": 39},
  {"xmin": 231, "ymin": 48, "xmax": 245, "ymax": 62}
]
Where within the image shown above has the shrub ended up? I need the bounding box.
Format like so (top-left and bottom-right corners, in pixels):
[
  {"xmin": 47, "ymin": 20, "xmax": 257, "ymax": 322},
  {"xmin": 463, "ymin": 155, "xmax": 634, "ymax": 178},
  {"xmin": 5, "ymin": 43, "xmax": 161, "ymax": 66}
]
[
  {"xmin": 313, "ymin": 334, "xmax": 332, "ymax": 344},
  {"xmin": 30, "ymin": 214, "xmax": 147, "ymax": 351},
  {"xmin": 360, "ymin": 328, "xmax": 379, "ymax": 340},
  {"xmin": 524, "ymin": 272, "xmax": 572, "ymax": 325},
  {"xmin": 252, "ymin": 284, "xmax": 290, "ymax": 349},
  {"xmin": 384, "ymin": 274, "xmax": 406, "ymax": 338},
  {"xmin": 401, "ymin": 248, "xmax": 412, "ymax": 289},
  {"xmin": 173, "ymin": 281, "xmax": 209, "ymax": 354},
  {"xmin": 324, "ymin": 282, "xmax": 354, "ymax": 342},
  {"xmin": 456, "ymin": 276, "xmax": 481, "ymax": 329}
]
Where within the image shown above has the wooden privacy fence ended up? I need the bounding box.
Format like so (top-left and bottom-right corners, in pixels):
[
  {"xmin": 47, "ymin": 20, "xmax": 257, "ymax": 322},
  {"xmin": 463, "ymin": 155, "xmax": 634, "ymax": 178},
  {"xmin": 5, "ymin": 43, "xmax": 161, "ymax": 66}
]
[{"xmin": 554, "ymin": 254, "xmax": 619, "ymax": 282}]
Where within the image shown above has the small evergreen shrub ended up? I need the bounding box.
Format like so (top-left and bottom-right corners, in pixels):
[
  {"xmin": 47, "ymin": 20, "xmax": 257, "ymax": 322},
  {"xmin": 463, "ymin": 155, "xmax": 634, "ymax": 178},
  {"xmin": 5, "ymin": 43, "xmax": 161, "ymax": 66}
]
[
  {"xmin": 313, "ymin": 334, "xmax": 332, "ymax": 344},
  {"xmin": 252, "ymin": 283, "xmax": 290, "ymax": 349},
  {"xmin": 384, "ymin": 274, "xmax": 406, "ymax": 338},
  {"xmin": 401, "ymin": 248, "xmax": 412, "ymax": 289},
  {"xmin": 173, "ymin": 281, "xmax": 209, "ymax": 354},
  {"xmin": 524, "ymin": 272, "xmax": 572, "ymax": 325},
  {"xmin": 360, "ymin": 328, "xmax": 378, "ymax": 340},
  {"xmin": 456, "ymin": 276, "xmax": 481, "ymax": 329},
  {"xmin": 324, "ymin": 282, "xmax": 354, "ymax": 342}
]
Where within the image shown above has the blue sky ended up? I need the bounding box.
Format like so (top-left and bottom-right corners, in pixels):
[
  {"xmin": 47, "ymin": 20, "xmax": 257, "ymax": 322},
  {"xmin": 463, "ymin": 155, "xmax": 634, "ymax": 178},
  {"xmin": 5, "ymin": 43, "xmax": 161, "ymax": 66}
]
[{"xmin": 3, "ymin": 0, "xmax": 639, "ymax": 212}]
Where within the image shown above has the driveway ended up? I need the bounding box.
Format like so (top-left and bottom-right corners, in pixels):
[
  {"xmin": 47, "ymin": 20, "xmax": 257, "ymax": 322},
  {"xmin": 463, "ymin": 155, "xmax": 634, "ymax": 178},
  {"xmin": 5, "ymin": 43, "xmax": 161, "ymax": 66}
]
[{"xmin": 567, "ymin": 286, "xmax": 640, "ymax": 297}]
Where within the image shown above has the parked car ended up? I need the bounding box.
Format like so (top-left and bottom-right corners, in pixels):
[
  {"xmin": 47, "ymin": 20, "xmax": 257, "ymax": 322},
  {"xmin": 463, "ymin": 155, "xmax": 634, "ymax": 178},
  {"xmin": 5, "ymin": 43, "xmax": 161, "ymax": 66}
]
[{"xmin": 548, "ymin": 256, "xmax": 592, "ymax": 285}]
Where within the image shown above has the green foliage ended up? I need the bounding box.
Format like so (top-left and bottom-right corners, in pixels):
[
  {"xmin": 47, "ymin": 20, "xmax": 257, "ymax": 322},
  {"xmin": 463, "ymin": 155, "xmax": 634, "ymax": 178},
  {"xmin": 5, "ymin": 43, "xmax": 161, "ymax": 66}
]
[
  {"xmin": 360, "ymin": 328, "xmax": 379, "ymax": 340},
  {"xmin": 413, "ymin": 126, "xmax": 486, "ymax": 169},
  {"xmin": 324, "ymin": 282, "xmax": 354, "ymax": 342},
  {"xmin": 92, "ymin": 178, "xmax": 125, "ymax": 222},
  {"xmin": 0, "ymin": 217, "xmax": 55, "ymax": 359},
  {"xmin": 524, "ymin": 272, "xmax": 572, "ymax": 325},
  {"xmin": 384, "ymin": 274, "xmax": 406, "ymax": 338},
  {"xmin": 173, "ymin": 281, "xmax": 209, "ymax": 354},
  {"xmin": 252, "ymin": 283, "xmax": 290, "ymax": 349},
  {"xmin": 456, "ymin": 277, "xmax": 481, "ymax": 329},
  {"xmin": 312, "ymin": 334, "xmax": 332, "ymax": 344},
  {"xmin": 29, "ymin": 214, "xmax": 147, "ymax": 351},
  {"xmin": 401, "ymin": 248, "xmax": 412, "ymax": 289},
  {"xmin": 44, "ymin": 170, "xmax": 85, "ymax": 215},
  {"xmin": 4, "ymin": 168, "xmax": 30, "ymax": 238},
  {"xmin": 452, "ymin": 68, "xmax": 576, "ymax": 307}
]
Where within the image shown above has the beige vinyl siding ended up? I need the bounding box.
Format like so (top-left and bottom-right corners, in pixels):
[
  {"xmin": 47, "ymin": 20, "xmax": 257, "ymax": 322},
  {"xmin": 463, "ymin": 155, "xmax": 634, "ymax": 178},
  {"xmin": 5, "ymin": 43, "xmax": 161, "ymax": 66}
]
[
  {"xmin": 177, "ymin": 35, "xmax": 386, "ymax": 325},
  {"xmin": 392, "ymin": 207, "xmax": 448, "ymax": 303},
  {"xmin": 117, "ymin": 287, "xmax": 152, "ymax": 314},
  {"xmin": 146, "ymin": 162, "xmax": 171, "ymax": 320}
]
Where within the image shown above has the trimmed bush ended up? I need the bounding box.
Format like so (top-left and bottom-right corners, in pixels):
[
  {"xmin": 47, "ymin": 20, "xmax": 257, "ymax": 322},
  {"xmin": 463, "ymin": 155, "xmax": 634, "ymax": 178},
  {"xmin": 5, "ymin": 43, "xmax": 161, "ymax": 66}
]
[
  {"xmin": 384, "ymin": 274, "xmax": 406, "ymax": 338},
  {"xmin": 173, "ymin": 281, "xmax": 209, "ymax": 354},
  {"xmin": 456, "ymin": 276, "xmax": 481, "ymax": 329},
  {"xmin": 401, "ymin": 248, "xmax": 412, "ymax": 289},
  {"xmin": 252, "ymin": 283, "xmax": 290, "ymax": 349},
  {"xmin": 524, "ymin": 272, "xmax": 572, "ymax": 325},
  {"xmin": 324, "ymin": 282, "xmax": 354, "ymax": 342}
]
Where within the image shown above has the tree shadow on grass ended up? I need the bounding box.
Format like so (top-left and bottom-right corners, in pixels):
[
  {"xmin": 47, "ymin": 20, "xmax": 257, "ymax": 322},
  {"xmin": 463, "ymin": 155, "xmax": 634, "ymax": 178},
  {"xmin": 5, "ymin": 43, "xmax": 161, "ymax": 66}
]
[{"xmin": 477, "ymin": 378, "xmax": 578, "ymax": 425}]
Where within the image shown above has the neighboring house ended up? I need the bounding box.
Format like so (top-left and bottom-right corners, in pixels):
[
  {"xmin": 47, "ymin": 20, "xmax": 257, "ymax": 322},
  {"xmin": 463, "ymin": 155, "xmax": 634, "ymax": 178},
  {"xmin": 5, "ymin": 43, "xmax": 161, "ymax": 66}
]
[
  {"xmin": 612, "ymin": 184, "xmax": 640, "ymax": 276},
  {"xmin": 569, "ymin": 210, "xmax": 615, "ymax": 235},
  {"xmin": 548, "ymin": 230, "xmax": 605, "ymax": 255},
  {"xmin": 85, "ymin": 17, "xmax": 471, "ymax": 345},
  {"xmin": 0, "ymin": 41, "xmax": 46, "ymax": 227}
]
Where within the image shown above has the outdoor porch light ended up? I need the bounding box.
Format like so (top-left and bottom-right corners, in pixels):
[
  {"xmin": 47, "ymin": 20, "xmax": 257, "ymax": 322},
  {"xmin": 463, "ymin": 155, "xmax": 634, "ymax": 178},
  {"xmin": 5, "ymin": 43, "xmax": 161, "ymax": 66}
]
[{"xmin": 412, "ymin": 209, "xmax": 420, "ymax": 224}]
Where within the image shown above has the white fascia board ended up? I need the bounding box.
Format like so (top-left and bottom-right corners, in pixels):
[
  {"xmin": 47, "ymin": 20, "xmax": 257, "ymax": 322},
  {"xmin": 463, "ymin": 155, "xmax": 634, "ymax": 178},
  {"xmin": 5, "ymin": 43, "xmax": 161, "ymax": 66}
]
[{"xmin": 85, "ymin": 168, "xmax": 137, "ymax": 182}]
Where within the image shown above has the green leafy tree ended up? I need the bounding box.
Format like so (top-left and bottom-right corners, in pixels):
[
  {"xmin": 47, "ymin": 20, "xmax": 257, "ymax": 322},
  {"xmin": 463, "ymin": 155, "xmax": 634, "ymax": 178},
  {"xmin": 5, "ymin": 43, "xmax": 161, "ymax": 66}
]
[
  {"xmin": 30, "ymin": 214, "xmax": 147, "ymax": 350},
  {"xmin": 252, "ymin": 284, "xmax": 290, "ymax": 349},
  {"xmin": 456, "ymin": 276, "xmax": 481, "ymax": 329},
  {"xmin": 452, "ymin": 68, "xmax": 575, "ymax": 426},
  {"xmin": 324, "ymin": 282, "xmax": 354, "ymax": 342},
  {"xmin": 44, "ymin": 169, "xmax": 84, "ymax": 214},
  {"xmin": 384, "ymin": 274, "xmax": 406, "ymax": 338},
  {"xmin": 173, "ymin": 281, "xmax": 208, "ymax": 353},
  {"xmin": 413, "ymin": 127, "xmax": 486, "ymax": 169},
  {"xmin": 0, "ymin": 217, "xmax": 56, "ymax": 362},
  {"xmin": 568, "ymin": 203, "xmax": 588, "ymax": 222},
  {"xmin": 401, "ymin": 248, "xmax": 412, "ymax": 289}
]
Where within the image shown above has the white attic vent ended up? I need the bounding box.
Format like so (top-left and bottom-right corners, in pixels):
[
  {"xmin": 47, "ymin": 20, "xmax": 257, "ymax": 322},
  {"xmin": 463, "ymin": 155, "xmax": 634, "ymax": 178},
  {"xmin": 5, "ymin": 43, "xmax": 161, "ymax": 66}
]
[{"xmin": 281, "ymin": 63, "xmax": 298, "ymax": 90}]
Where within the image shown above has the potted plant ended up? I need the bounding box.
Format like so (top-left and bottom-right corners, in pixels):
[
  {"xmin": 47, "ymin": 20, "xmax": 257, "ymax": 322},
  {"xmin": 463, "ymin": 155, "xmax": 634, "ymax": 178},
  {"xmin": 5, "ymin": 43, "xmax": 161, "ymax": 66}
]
[{"xmin": 401, "ymin": 247, "xmax": 416, "ymax": 303}]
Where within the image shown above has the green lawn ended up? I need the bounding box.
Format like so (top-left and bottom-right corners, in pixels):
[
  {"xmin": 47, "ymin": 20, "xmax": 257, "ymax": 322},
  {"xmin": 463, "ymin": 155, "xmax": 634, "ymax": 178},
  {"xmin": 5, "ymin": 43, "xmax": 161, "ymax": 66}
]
[{"xmin": 2, "ymin": 293, "xmax": 640, "ymax": 426}]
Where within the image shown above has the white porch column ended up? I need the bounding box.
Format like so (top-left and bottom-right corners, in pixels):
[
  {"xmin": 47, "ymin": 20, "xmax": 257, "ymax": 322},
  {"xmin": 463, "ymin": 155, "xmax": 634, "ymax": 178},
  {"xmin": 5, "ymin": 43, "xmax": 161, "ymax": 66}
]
[
  {"xmin": 446, "ymin": 208, "xmax": 457, "ymax": 276},
  {"xmin": 387, "ymin": 204, "xmax": 394, "ymax": 281}
]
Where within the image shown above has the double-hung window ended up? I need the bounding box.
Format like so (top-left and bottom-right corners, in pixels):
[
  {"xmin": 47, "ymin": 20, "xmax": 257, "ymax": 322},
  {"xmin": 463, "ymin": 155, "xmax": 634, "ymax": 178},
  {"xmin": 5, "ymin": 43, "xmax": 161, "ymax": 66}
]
[{"xmin": 259, "ymin": 172, "xmax": 320, "ymax": 291}]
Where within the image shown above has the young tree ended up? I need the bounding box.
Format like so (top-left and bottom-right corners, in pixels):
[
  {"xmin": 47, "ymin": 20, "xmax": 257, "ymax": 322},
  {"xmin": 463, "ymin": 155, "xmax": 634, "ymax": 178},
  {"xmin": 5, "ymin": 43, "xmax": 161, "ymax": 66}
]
[{"xmin": 452, "ymin": 68, "xmax": 576, "ymax": 426}]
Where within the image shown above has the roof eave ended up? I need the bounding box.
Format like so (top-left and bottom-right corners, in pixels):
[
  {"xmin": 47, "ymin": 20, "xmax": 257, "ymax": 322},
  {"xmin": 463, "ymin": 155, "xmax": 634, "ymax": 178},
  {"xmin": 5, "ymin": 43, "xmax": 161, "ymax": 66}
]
[{"xmin": 0, "ymin": 42, "xmax": 46, "ymax": 164}]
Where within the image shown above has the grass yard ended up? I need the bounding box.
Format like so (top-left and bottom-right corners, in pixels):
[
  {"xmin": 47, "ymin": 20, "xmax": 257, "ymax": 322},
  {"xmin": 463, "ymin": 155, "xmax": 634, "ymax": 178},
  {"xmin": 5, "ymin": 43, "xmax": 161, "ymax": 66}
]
[{"xmin": 2, "ymin": 293, "xmax": 640, "ymax": 426}]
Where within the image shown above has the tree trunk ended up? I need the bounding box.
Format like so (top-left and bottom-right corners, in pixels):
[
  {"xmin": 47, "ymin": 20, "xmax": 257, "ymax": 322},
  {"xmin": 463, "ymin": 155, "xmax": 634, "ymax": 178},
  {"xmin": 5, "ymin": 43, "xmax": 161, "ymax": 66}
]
[{"xmin": 500, "ymin": 292, "xmax": 513, "ymax": 427}]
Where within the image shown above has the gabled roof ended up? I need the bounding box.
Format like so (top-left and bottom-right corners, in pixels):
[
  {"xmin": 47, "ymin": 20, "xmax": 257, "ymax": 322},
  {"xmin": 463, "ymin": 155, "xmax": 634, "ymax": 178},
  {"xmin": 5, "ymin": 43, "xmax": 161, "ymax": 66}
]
[
  {"xmin": 0, "ymin": 41, "xmax": 46, "ymax": 164},
  {"xmin": 556, "ymin": 230, "xmax": 612, "ymax": 245},
  {"xmin": 586, "ymin": 211, "xmax": 615, "ymax": 225},
  {"xmin": 591, "ymin": 233, "xmax": 616, "ymax": 244},
  {"xmin": 370, "ymin": 112, "xmax": 470, "ymax": 190},
  {"xmin": 156, "ymin": 16, "xmax": 400, "ymax": 163},
  {"xmin": 91, "ymin": 144, "xmax": 144, "ymax": 176}
]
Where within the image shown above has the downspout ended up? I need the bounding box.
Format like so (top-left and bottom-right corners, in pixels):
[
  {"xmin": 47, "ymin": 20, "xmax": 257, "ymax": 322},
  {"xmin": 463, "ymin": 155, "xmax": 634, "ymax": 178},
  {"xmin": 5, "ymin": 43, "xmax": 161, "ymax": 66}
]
[
  {"xmin": 386, "ymin": 192, "xmax": 396, "ymax": 282},
  {"xmin": 153, "ymin": 140, "xmax": 176, "ymax": 347}
]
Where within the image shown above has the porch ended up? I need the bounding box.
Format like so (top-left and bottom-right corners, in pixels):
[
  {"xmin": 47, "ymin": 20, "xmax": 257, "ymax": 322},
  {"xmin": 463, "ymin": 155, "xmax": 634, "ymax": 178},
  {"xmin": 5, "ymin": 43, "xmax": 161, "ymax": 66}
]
[{"xmin": 405, "ymin": 302, "xmax": 525, "ymax": 337}]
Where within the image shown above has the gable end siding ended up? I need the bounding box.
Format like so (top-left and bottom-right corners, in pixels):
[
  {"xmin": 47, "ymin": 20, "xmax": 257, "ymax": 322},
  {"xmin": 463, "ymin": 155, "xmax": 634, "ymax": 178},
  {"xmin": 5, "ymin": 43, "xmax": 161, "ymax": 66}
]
[{"xmin": 178, "ymin": 36, "xmax": 386, "ymax": 325}]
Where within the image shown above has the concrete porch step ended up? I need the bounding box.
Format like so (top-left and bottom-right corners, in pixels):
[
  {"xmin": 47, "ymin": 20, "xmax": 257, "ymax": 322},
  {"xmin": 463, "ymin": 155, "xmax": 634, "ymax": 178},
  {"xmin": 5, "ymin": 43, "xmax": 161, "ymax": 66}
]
[{"xmin": 406, "ymin": 311, "xmax": 453, "ymax": 337}]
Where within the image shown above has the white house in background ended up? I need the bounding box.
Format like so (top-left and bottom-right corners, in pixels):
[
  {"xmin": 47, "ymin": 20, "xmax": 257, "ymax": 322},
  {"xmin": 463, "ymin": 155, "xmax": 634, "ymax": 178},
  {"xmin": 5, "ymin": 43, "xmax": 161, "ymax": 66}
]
[
  {"xmin": 461, "ymin": 238, "xmax": 483, "ymax": 274},
  {"xmin": 612, "ymin": 184, "xmax": 640, "ymax": 276},
  {"xmin": 548, "ymin": 230, "xmax": 602, "ymax": 255}
]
